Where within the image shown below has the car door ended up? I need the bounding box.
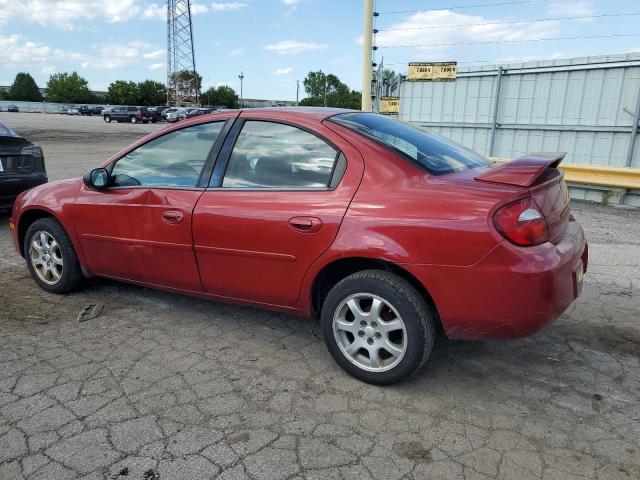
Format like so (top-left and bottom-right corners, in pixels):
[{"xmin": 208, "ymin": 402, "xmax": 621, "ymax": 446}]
[
  {"xmin": 73, "ymin": 116, "xmax": 235, "ymax": 290},
  {"xmin": 192, "ymin": 114, "xmax": 364, "ymax": 306}
]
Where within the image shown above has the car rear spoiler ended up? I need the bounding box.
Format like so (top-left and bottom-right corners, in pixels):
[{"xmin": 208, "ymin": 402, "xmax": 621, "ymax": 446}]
[{"xmin": 475, "ymin": 153, "xmax": 565, "ymax": 187}]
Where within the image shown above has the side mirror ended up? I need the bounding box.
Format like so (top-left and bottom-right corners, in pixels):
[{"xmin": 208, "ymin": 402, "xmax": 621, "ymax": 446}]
[{"xmin": 83, "ymin": 168, "xmax": 110, "ymax": 190}]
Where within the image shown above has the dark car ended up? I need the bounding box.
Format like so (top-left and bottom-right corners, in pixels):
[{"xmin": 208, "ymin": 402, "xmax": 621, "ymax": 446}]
[
  {"xmin": 103, "ymin": 106, "xmax": 159, "ymax": 124},
  {"xmin": 7, "ymin": 105, "xmax": 19, "ymax": 113},
  {"xmin": 90, "ymin": 106, "xmax": 104, "ymax": 115},
  {"xmin": 78, "ymin": 105, "xmax": 92, "ymax": 116},
  {"xmin": 0, "ymin": 122, "xmax": 47, "ymax": 209}
]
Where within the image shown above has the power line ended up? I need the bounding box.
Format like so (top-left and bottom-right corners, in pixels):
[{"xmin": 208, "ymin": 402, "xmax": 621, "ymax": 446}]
[
  {"xmin": 378, "ymin": 0, "xmax": 545, "ymax": 15},
  {"xmin": 378, "ymin": 12, "xmax": 640, "ymax": 32},
  {"xmin": 378, "ymin": 33, "xmax": 640, "ymax": 49}
]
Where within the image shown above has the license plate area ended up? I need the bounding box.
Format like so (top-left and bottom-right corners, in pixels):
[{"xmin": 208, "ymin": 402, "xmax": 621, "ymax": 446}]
[{"xmin": 0, "ymin": 156, "xmax": 34, "ymax": 174}]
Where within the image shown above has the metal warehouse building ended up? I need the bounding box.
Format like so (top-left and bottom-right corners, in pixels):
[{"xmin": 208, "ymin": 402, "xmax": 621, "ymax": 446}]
[{"xmin": 398, "ymin": 53, "xmax": 640, "ymax": 174}]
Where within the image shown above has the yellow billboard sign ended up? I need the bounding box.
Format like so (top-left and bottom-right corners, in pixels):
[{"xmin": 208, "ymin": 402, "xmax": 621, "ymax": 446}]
[
  {"xmin": 380, "ymin": 97, "xmax": 400, "ymax": 115},
  {"xmin": 408, "ymin": 62, "xmax": 457, "ymax": 81}
]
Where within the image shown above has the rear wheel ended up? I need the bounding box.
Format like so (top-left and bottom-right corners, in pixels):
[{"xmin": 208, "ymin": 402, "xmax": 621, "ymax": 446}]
[
  {"xmin": 130, "ymin": 116, "xmax": 138, "ymax": 124},
  {"xmin": 24, "ymin": 218, "xmax": 83, "ymax": 294},
  {"xmin": 321, "ymin": 270, "xmax": 435, "ymax": 385},
  {"xmin": 104, "ymin": 115, "xmax": 111, "ymax": 123}
]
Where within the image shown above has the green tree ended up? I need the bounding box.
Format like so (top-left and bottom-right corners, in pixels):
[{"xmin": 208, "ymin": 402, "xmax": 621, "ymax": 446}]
[
  {"xmin": 0, "ymin": 88, "xmax": 9, "ymax": 100},
  {"xmin": 8, "ymin": 73, "xmax": 43, "ymax": 101},
  {"xmin": 202, "ymin": 85, "xmax": 239, "ymax": 109},
  {"xmin": 168, "ymin": 70, "xmax": 202, "ymax": 103},
  {"xmin": 137, "ymin": 80, "xmax": 165, "ymax": 106},
  {"xmin": 300, "ymin": 70, "xmax": 361, "ymax": 110},
  {"xmin": 45, "ymin": 72, "xmax": 93, "ymax": 103},
  {"xmin": 105, "ymin": 80, "xmax": 140, "ymax": 105}
]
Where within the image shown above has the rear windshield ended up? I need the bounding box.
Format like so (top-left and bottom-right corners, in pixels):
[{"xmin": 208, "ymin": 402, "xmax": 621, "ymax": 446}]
[{"xmin": 329, "ymin": 112, "xmax": 489, "ymax": 175}]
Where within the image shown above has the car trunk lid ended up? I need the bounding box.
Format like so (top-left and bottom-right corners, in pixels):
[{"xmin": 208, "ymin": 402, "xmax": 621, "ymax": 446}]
[{"xmin": 475, "ymin": 153, "xmax": 570, "ymax": 243}]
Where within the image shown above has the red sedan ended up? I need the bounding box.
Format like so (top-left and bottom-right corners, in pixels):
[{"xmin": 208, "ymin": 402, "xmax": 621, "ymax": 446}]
[{"xmin": 9, "ymin": 108, "xmax": 588, "ymax": 384}]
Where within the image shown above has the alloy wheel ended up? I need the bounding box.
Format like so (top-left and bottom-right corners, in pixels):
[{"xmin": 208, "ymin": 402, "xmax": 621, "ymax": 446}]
[
  {"xmin": 332, "ymin": 293, "xmax": 407, "ymax": 372},
  {"xmin": 29, "ymin": 231, "xmax": 63, "ymax": 285}
]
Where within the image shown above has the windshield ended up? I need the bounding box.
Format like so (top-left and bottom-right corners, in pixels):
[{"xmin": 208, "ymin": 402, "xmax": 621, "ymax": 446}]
[{"xmin": 330, "ymin": 112, "xmax": 489, "ymax": 175}]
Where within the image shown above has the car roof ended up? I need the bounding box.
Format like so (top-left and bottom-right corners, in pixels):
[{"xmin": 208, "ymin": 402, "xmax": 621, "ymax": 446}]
[{"xmin": 239, "ymin": 107, "xmax": 354, "ymax": 120}]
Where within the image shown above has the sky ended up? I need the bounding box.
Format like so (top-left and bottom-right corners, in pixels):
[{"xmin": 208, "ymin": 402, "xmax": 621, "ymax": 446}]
[{"xmin": 1, "ymin": 0, "xmax": 639, "ymax": 101}]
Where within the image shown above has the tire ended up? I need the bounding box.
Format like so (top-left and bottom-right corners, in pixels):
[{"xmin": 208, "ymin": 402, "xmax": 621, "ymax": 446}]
[
  {"xmin": 321, "ymin": 270, "xmax": 435, "ymax": 385},
  {"xmin": 130, "ymin": 116, "xmax": 138, "ymax": 124},
  {"xmin": 104, "ymin": 115, "xmax": 111, "ymax": 123},
  {"xmin": 24, "ymin": 218, "xmax": 83, "ymax": 294}
]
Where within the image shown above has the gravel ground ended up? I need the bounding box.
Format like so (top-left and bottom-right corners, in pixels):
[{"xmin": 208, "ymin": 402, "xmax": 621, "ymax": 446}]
[{"xmin": 0, "ymin": 112, "xmax": 639, "ymax": 480}]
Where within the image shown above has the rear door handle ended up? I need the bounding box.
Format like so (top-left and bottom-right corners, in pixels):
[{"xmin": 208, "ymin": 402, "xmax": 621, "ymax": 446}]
[
  {"xmin": 289, "ymin": 216, "xmax": 322, "ymax": 233},
  {"xmin": 162, "ymin": 210, "xmax": 184, "ymax": 224}
]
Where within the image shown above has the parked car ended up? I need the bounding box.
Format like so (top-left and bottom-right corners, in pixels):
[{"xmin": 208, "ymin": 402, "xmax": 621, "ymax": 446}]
[
  {"xmin": 0, "ymin": 122, "xmax": 47, "ymax": 209},
  {"xmin": 90, "ymin": 106, "xmax": 104, "ymax": 115},
  {"xmin": 78, "ymin": 105, "xmax": 92, "ymax": 116},
  {"xmin": 9, "ymin": 108, "xmax": 588, "ymax": 384},
  {"xmin": 65, "ymin": 107, "xmax": 80, "ymax": 116},
  {"xmin": 7, "ymin": 105, "xmax": 19, "ymax": 113},
  {"xmin": 186, "ymin": 108, "xmax": 213, "ymax": 119},
  {"xmin": 165, "ymin": 108, "xmax": 187, "ymax": 123},
  {"xmin": 160, "ymin": 108, "xmax": 176, "ymax": 121},
  {"xmin": 103, "ymin": 106, "xmax": 159, "ymax": 124}
]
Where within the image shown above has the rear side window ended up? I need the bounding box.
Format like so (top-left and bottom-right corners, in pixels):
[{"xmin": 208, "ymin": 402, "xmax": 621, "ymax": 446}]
[
  {"xmin": 330, "ymin": 112, "xmax": 489, "ymax": 175},
  {"xmin": 110, "ymin": 122, "xmax": 224, "ymax": 188},
  {"xmin": 221, "ymin": 121, "xmax": 339, "ymax": 189}
]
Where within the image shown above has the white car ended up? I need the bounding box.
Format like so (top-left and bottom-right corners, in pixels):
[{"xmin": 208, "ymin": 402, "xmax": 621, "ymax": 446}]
[{"xmin": 166, "ymin": 108, "xmax": 188, "ymax": 123}]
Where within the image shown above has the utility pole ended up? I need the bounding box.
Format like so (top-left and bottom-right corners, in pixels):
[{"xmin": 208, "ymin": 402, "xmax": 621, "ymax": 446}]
[
  {"xmin": 324, "ymin": 77, "xmax": 328, "ymax": 107},
  {"xmin": 296, "ymin": 80, "xmax": 300, "ymax": 106},
  {"xmin": 361, "ymin": 0, "xmax": 374, "ymax": 111},
  {"xmin": 238, "ymin": 72, "xmax": 244, "ymax": 108}
]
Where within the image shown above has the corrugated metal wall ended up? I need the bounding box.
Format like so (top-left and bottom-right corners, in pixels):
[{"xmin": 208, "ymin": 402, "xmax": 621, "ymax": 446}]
[{"xmin": 399, "ymin": 53, "xmax": 640, "ymax": 168}]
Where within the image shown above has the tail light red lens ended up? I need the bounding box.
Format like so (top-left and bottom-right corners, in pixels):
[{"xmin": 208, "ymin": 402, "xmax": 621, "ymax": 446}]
[{"xmin": 493, "ymin": 197, "xmax": 549, "ymax": 246}]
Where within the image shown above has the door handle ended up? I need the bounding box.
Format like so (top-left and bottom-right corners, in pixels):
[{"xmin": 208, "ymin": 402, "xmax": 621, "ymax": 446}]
[
  {"xmin": 162, "ymin": 210, "xmax": 184, "ymax": 224},
  {"xmin": 289, "ymin": 216, "xmax": 322, "ymax": 234}
]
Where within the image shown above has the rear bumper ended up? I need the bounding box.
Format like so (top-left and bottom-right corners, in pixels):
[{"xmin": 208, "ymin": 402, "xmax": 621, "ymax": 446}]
[
  {"xmin": 0, "ymin": 173, "xmax": 47, "ymax": 209},
  {"xmin": 404, "ymin": 220, "xmax": 588, "ymax": 340}
]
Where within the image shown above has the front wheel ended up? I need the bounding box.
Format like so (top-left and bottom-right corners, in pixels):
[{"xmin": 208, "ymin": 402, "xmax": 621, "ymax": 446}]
[
  {"xmin": 104, "ymin": 115, "xmax": 111, "ymax": 123},
  {"xmin": 130, "ymin": 116, "xmax": 138, "ymax": 124},
  {"xmin": 321, "ymin": 270, "xmax": 435, "ymax": 385},
  {"xmin": 24, "ymin": 218, "xmax": 83, "ymax": 294}
]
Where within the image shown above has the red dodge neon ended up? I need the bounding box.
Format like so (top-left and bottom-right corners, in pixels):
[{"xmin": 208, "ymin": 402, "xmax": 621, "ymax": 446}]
[{"xmin": 10, "ymin": 108, "xmax": 588, "ymax": 384}]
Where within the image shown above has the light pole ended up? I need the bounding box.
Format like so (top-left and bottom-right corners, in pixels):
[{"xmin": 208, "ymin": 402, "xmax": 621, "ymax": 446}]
[
  {"xmin": 238, "ymin": 72, "xmax": 244, "ymax": 108},
  {"xmin": 296, "ymin": 80, "xmax": 300, "ymax": 106}
]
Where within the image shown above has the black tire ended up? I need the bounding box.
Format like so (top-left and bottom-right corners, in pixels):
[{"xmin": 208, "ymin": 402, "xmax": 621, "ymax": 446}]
[
  {"xmin": 104, "ymin": 115, "xmax": 111, "ymax": 123},
  {"xmin": 321, "ymin": 270, "xmax": 435, "ymax": 385},
  {"xmin": 130, "ymin": 116, "xmax": 137, "ymax": 124},
  {"xmin": 24, "ymin": 218, "xmax": 83, "ymax": 294}
]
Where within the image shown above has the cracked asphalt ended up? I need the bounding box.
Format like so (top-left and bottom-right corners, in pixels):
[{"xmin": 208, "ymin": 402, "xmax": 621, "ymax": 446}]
[{"xmin": 0, "ymin": 113, "xmax": 639, "ymax": 480}]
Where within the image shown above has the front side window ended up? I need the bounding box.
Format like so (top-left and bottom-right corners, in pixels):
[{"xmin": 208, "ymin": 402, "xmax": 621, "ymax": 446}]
[
  {"xmin": 330, "ymin": 112, "xmax": 489, "ymax": 175},
  {"xmin": 111, "ymin": 122, "xmax": 224, "ymax": 187},
  {"xmin": 221, "ymin": 121, "xmax": 338, "ymax": 188}
]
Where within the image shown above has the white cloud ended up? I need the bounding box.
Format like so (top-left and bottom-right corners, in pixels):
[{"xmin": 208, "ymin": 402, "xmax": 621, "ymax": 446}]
[
  {"xmin": 375, "ymin": 10, "xmax": 560, "ymax": 58},
  {"xmin": 229, "ymin": 47, "xmax": 245, "ymax": 56},
  {"xmin": 281, "ymin": 0, "xmax": 300, "ymax": 5},
  {"xmin": 142, "ymin": 3, "xmax": 165, "ymax": 20},
  {"xmin": 210, "ymin": 2, "xmax": 246, "ymax": 11},
  {"xmin": 264, "ymin": 40, "xmax": 328, "ymax": 55},
  {"xmin": 0, "ymin": 34, "xmax": 164, "ymax": 72},
  {"xmin": 149, "ymin": 62, "xmax": 165, "ymax": 70},
  {"xmin": 274, "ymin": 67, "xmax": 293, "ymax": 75},
  {"xmin": 191, "ymin": 2, "xmax": 209, "ymax": 14},
  {"xmin": 547, "ymin": 1, "xmax": 595, "ymax": 17},
  {"xmin": 0, "ymin": 0, "xmax": 144, "ymax": 29}
]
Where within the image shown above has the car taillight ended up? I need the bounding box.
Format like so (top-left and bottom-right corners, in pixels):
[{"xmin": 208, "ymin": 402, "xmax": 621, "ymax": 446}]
[
  {"xmin": 20, "ymin": 145, "xmax": 43, "ymax": 157},
  {"xmin": 493, "ymin": 197, "xmax": 549, "ymax": 246}
]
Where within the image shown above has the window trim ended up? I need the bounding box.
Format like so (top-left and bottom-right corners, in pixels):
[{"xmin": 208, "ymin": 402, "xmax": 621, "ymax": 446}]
[
  {"xmin": 105, "ymin": 119, "xmax": 232, "ymax": 191},
  {"xmin": 208, "ymin": 118, "xmax": 345, "ymax": 191}
]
